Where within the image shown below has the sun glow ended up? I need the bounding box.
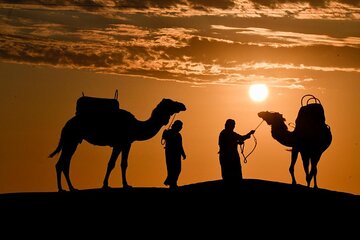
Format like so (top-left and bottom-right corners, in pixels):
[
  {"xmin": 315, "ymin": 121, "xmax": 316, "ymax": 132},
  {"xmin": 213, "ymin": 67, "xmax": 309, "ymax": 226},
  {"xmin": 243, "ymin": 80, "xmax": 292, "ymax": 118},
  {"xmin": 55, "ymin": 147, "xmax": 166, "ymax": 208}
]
[{"xmin": 249, "ymin": 84, "xmax": 269, "ymax": 102}]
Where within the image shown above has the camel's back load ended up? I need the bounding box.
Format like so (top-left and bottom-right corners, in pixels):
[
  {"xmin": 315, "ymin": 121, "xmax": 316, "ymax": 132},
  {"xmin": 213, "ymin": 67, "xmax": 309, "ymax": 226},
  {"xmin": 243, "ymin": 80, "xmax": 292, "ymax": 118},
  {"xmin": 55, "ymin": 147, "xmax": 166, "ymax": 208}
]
[
  {"xmin": 294, "ymin": 94, "xmax": 331, "ymax": 147},
  {"xmin": 295, "ymin": 94, "xmax": 326, "ymax": 132},
  {"xmin": 76, "ymin": 90, "xmax": 119, "ymax": 116}
]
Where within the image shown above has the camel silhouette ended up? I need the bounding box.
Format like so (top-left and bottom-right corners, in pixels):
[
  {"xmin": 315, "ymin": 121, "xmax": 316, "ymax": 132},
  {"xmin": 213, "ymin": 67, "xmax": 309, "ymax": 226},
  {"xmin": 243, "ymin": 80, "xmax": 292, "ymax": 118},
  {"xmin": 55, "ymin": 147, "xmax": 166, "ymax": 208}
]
[
  {"xmin": 258, "ymin": 95, "xmax": 332, "ymax": 189},
  {"xmin": 49, "ymin": 98, "xmax": 186, "ymax": 192}
]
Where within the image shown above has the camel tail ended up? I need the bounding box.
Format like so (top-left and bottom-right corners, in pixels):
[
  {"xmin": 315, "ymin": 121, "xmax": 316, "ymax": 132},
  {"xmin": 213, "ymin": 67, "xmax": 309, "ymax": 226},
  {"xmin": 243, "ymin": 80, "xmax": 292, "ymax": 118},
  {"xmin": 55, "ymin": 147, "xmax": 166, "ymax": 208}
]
[{"xmin": 49, "ymin": 137, "xmax": 62, "ymax": 158}]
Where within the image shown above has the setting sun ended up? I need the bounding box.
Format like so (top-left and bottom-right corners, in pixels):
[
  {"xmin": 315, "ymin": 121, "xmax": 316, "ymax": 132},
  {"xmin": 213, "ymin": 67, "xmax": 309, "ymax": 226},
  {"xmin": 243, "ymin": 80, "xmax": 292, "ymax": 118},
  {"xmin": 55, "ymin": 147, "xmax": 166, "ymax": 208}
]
[{"xmin": 249, "ymin": 84, "xmax": 269, "ymax": 102}]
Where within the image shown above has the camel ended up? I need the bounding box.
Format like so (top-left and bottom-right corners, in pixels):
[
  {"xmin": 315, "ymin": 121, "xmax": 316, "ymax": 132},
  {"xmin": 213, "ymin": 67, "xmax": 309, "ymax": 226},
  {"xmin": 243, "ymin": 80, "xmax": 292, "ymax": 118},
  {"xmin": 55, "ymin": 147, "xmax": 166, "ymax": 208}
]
[
  {"xmin": 49, "ymin": 98, "xmax": 186, "ymax": 192},
  {"xmin": 257, "ymin": 95, "xmax": 332, "ymax": 189}
]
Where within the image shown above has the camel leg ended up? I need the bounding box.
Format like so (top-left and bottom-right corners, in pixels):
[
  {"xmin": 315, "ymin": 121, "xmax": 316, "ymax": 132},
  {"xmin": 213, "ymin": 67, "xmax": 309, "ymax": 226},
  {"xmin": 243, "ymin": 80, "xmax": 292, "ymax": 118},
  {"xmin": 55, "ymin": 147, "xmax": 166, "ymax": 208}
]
[
  {"xmin": 102, "ymin": 146, "xmax": 121, "ymax": 189},
  {"xmin": 310, "ymin": 166, "xmax": 318, "ymax": 189},
  {"xmin": 55, "ymin": 159, "xmax": 64, "ymax": 192},
  {"xmin": 300, "ymin": 152, "xmax": 311, "ymax": 187},
  {"xmin": 56, "ymin": 141, "xmax": 78, "ymax": 192},
  {"xmin": 289, "ymin": 148, "xmax": 299, "ymax": 185},
  {"xmin": 121, "ymin": 143, "xmax": 132, "ymax": 189},
  {"xmin": 309, "ymin": 153, "xmax": 321, "ymax": 189}
]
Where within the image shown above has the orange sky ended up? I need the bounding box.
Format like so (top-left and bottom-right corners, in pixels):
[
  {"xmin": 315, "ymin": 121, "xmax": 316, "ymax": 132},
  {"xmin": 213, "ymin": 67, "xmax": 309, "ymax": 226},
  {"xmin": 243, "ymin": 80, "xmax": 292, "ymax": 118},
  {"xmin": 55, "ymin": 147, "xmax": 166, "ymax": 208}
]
[{"xmin": 0, "ymin": 0, "xmax": 359, "ymax": 195}]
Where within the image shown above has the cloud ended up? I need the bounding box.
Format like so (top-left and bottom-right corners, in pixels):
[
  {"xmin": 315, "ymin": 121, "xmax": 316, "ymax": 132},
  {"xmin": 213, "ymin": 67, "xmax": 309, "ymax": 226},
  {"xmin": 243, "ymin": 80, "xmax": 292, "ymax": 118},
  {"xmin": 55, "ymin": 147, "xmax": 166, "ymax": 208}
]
[
  {"xmin": 1, "ymin": 0, "xmax": 359, "ymax": 19},
  {"xmin": 250, "ymin": 0, "xmax": 359, "ymax": 8},
  {"xmin": 211, "ymin": 25, "xmax": 360, "ymax": 48},
  {"xmin": 0, "ymin": 0, "xmax": 359, "ymax": 88}
]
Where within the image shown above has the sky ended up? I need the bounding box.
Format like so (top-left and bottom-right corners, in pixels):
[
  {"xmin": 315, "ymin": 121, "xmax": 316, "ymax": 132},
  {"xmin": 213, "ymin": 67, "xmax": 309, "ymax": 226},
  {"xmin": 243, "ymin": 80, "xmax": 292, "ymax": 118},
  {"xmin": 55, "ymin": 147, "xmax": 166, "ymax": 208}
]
[{"xmin": 0, "ymin": 0, "xmax": 359, "ymax": 195}]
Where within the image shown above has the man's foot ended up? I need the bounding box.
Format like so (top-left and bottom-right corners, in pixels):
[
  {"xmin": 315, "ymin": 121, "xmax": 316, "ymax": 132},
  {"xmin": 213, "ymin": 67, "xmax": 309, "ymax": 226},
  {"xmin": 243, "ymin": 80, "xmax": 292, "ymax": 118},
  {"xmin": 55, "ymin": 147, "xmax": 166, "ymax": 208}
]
[{"xmin": 169, "ymin": 184, "xmax": 178, "ymax": 190}]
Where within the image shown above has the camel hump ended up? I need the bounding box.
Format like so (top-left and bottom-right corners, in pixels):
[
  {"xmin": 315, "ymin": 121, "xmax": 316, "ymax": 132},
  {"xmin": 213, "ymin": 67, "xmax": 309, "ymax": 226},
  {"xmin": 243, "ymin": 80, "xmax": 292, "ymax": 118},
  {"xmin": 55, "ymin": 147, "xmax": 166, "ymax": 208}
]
[{"xmin": 76, "ymin": 95, "xmax": 119, "ymax": 116}]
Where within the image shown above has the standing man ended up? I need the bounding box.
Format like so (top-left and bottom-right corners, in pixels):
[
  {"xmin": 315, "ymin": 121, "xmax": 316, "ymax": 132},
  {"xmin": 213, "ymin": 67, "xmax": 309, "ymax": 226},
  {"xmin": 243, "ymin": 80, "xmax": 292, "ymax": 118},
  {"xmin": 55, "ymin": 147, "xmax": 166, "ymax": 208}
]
[
  {"xmin": 162, "ymin": 120, "xmax": 186, "ymax": 189},
  {"xmin": 218, "ymin": 119, "xmax": 255, "ymax": 185}
]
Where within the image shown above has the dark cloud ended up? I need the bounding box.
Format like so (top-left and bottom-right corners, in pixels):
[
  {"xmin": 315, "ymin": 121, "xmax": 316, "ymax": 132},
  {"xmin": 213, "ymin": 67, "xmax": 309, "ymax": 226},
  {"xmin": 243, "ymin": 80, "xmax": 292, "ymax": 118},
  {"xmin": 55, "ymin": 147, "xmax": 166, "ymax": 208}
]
[
  {"xmin": 250, "ymin": 0, "xmax": 359, "ymax": 7},
  {"xmin": 187, "ymin": 0, "xmax": 235, "ymax": 10},
  {"xmin": 2, "ymin": 0, "xmax": 358, "ymax": 8},
  {"xmin": 340, "ymin": 0, "xmax": 360, "ymax": 6},
  {"xmin": 0, "ymin": 33, "xmax": 126, "ymax": 67},
  {"xmin": 114, "ymin": 0, "xmax": 183, "ymax": 9},
  {"xmin": 0, "ymin": 0, "xmax": 236, "ymax": 9},
  {"xmin": 251, "ymin": 0, "xmax": 328, "ymax": 7},
  {"xmin": 166, "ymin": 37, "xmax": 360, "ymax": 69}
]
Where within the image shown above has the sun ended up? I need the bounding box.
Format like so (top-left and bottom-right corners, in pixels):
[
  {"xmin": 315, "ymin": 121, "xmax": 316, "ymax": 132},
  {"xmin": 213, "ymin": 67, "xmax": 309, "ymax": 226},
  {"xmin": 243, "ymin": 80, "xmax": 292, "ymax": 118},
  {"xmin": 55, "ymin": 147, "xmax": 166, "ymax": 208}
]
[{"xmin": 249, "ymin": 83, "xmax": 269, "ymax": 102}]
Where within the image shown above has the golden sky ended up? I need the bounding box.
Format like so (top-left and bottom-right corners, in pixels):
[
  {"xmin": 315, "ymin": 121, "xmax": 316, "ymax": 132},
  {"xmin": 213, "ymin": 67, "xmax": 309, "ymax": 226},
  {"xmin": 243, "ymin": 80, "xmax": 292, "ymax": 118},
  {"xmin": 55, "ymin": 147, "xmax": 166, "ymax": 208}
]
[{"xmin": 0, "ymin": 0, "xmax": 359, "ymax": 195}]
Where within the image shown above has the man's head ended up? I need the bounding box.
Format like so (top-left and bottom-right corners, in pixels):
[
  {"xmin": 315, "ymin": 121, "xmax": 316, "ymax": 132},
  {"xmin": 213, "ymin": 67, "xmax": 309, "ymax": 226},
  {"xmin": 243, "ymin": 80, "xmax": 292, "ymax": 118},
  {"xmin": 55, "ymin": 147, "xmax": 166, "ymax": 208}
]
[
  {"xmin": 172, "ymin": 120, "xmax": 183, "ymax": 132},
  {"xmin": 225, "ymin": 119, "xmax": 235, "ymax": 130}
]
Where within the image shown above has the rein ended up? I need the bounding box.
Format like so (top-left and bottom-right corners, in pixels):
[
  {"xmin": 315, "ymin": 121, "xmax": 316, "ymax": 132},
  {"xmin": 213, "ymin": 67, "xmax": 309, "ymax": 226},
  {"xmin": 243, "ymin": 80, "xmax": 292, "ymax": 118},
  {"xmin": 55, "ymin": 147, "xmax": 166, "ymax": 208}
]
[
  {"xmin": 160, "ymin": 113, "xmax": 177, "ymax": 146},
  {"xmin": 240, "ymin": 119, "xmax": 264, "ymax": 164}
]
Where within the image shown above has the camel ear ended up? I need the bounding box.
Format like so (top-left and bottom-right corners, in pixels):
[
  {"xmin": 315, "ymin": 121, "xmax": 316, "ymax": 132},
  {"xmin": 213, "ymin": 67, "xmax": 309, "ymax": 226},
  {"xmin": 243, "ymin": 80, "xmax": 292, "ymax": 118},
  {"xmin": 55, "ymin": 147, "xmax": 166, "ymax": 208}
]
[{"xmin": 161, "ymin": 98, "xmax": 172, "ymax": 105}]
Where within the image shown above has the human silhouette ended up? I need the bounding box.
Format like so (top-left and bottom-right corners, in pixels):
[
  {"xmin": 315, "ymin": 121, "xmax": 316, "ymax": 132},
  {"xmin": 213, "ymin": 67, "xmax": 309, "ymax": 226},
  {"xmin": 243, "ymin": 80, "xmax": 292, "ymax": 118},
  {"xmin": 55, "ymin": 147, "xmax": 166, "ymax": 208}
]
[
  {"xmin": 162, "ymin": 120, "xmax": 186, "ymax": 189},
  {"xmin": 218, "ymin": 119, "xmax": 255, "ymax": 185}
]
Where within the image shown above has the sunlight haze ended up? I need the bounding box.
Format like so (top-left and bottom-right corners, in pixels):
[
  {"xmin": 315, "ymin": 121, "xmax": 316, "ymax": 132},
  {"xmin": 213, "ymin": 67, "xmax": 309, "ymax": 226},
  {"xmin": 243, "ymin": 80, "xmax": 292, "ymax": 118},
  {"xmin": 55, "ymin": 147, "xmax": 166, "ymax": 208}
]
[{"xmin": 249, "ymin": 84, "xmax": 269, "ymax": 102}]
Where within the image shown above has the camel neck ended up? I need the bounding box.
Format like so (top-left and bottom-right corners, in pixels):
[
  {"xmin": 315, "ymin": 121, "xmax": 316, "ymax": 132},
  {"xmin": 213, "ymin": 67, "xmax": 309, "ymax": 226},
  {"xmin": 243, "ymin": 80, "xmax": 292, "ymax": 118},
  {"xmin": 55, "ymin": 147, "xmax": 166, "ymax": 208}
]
[
  {"xmin": 271, "ymin": 122, "xmax": 295, "ymax": 147},
  {"xmin": 133, "ymin": 118, "xmax": 163, "ymax": 140}
]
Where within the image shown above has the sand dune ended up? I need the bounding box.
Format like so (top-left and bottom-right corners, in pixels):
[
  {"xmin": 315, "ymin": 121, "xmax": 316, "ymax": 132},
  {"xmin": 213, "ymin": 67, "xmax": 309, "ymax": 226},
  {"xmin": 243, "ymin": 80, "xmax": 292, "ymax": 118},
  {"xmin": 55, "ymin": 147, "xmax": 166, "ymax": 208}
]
[{"xmin": 1, "ymin": 179, "xmax": 359, "ymax": 236}]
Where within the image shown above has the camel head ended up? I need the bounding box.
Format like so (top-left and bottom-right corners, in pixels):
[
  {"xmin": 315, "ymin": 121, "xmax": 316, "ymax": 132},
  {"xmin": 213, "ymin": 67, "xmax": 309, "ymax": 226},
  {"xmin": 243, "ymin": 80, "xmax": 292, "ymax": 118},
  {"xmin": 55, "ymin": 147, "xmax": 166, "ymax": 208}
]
[
  {"xmin": 258, "ymin": 111, "xmax": 286, "ymax": 126},
  {"xmin": 153, "ymin": 98, "xmax": 186, "ymax": 125},
  {"xmin": 258, "ymin": 111, "xmax": 294, "ymax": 147}
]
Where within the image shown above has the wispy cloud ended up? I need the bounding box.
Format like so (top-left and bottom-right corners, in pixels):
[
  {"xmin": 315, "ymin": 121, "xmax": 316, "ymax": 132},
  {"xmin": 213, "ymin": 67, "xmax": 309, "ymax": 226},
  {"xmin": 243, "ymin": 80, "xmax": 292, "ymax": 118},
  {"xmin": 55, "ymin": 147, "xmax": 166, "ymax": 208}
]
[
  {"xmin": 212, "ymin": 25, "xmax": 360, "ymax": 48},
  {"xmin": 0, "ymin": 0, "xmax": 359, "ymax": 88}
]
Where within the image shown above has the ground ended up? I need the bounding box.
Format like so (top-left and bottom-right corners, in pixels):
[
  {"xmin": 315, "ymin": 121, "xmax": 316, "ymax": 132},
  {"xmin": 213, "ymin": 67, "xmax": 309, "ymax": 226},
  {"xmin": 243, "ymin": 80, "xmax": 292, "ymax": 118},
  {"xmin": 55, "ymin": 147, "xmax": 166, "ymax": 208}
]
[{"xmin": 1, "ymin": 179, "xmax": 359, "ymax": 236}]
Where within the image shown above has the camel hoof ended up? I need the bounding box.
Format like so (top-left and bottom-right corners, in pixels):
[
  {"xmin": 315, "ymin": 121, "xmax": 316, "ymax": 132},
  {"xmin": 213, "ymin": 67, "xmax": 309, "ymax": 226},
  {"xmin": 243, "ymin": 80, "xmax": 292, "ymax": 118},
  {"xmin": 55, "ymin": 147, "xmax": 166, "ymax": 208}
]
[
  {"xmin": 58, "ymin": 189, "xmax": 67, "ymax": 193},
  {"xmin": 102, "ymin": 185, "xmax": 112, "ymax": 190},
  {"xmin": 123, "ymin": 185, "xmax": 133, "ymax": 189}
]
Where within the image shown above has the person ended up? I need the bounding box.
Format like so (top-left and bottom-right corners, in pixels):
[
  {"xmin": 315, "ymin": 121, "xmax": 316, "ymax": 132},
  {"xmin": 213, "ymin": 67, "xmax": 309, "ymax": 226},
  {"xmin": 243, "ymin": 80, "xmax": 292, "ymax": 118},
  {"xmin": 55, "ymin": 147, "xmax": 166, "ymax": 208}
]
[
  {"xmin": 162, "ymin": 120, "xmax": 186, "ymax": 189},
  {"xmin": 218, "ymin": 119, "xmax": 255, "ymax": 185}
]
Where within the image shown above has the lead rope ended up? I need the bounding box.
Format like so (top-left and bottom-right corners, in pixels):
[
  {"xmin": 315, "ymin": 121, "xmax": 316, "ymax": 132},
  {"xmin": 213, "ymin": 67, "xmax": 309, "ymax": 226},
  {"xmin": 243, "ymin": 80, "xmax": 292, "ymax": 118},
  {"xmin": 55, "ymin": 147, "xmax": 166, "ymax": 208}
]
[
  {"xmin": 161, "ymin": 113, "xmax": 177, "ymax": 146},
  {"xmin": 241, "ymin": 119, "xmax": 264, "ymax": 164}
]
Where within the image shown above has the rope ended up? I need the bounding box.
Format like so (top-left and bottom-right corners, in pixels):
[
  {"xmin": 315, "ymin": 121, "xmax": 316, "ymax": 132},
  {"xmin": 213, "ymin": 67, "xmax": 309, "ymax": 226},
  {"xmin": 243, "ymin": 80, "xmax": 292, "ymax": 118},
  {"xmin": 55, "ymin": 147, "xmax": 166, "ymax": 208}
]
[
  {"xmin": 240, "ymin": 119, "xmax": 264, "ymax": 164},
  {"xmin": 240, "ymin": 134, "xmax": 257, "ymax": 164},
  {"xmin": 254, "ymin": 119, "xmax": 264, "ymax": 131},
  {"xmin": 160, "ymin": 113, "xmax": 177, "ymax": 146}
]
